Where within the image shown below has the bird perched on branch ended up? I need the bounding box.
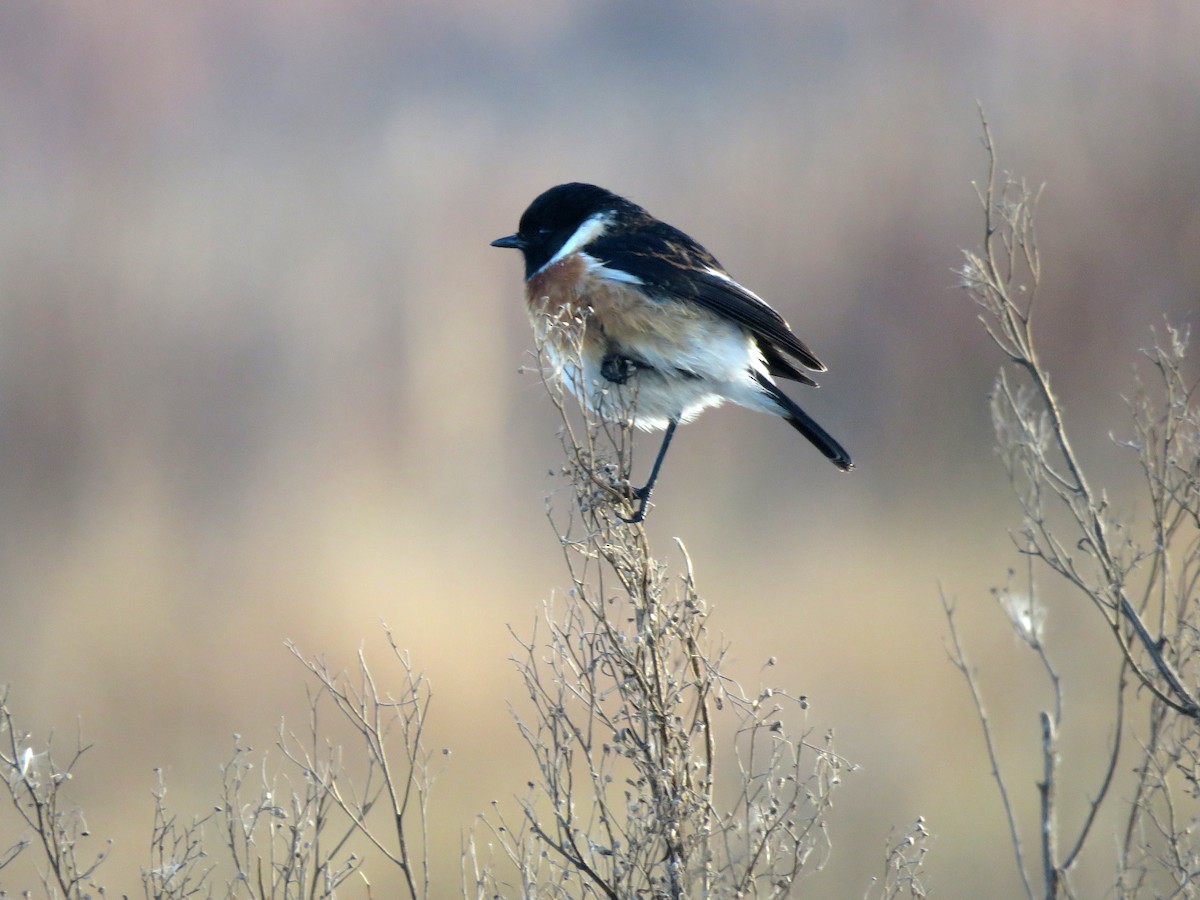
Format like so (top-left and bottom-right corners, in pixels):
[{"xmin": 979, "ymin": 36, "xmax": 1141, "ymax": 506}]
[{"xmin": 492, "ymin": 182, "xmax": 852, "ymax": 523}]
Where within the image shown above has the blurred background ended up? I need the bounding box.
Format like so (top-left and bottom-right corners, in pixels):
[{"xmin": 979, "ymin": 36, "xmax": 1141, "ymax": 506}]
[{"xmin": 1, "ymin": 2, "xmax": 1198, "ymax": 896}]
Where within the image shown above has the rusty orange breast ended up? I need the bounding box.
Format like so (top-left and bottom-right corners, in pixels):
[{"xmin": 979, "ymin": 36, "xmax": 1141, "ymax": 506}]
[{"xmin": 525, "ymin": 254, "xmax": 589, "ymax": 321}]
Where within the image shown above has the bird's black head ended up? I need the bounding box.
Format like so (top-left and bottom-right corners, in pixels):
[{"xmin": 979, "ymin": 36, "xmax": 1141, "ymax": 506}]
[{"xmin": 491, "ymin": 183, "xmax": 645, "ymax": 279}]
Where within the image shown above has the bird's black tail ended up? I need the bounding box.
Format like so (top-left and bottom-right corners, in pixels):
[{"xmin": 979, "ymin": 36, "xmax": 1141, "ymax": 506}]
[{"xmin": 753, "ymin": 372, "xmax": 853, "ymax": 471}]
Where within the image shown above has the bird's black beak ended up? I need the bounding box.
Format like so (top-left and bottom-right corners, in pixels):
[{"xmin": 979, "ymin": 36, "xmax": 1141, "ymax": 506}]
[{"xmin": 490, "ymin": 234, "xmax": 526, "ymax": 250}]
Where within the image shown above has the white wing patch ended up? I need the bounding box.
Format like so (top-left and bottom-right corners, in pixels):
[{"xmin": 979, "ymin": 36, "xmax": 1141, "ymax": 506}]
[{"xmin": 586, "ymin": 257, "xmax": 644, "ymax": 285}]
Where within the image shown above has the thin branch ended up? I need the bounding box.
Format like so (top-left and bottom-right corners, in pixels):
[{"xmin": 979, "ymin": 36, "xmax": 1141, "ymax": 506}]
[{"xmin": 942, "ymin": 592, "xmax": 1035, "ymax": 900}]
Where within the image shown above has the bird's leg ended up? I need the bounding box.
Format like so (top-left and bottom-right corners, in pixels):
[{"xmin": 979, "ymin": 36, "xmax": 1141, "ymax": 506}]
[{"xmin": 620, "ymin": 418, "xmax": 678, "ymax": 524}]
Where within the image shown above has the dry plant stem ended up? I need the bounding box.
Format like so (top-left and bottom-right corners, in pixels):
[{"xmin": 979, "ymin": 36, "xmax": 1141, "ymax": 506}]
[
  {"xmin": 863, "ymin": 818, "xmax": 930, "ymax": 900},
  {"xmin": 941, "ymin": 593, "xmax": 1036, "ymax": 900},
  {"xmin": 212, "ymin": 737, "xmax": 358, "ymax": 897},
  {"xmin": 0, "ymin": 689, "xmax": 111, "ymax": 897},
  {"xmin": 1038, "ymin": 712, "xmax": 1059, "ymax": 900},
  {"xmin": 141, "ymin": 630, "xmax": 442, "ymax": 899},
  {"xmin": 285, "ymin": 630, "xmax": 437, "ymax": 900},
  {"xmin": 0, "ymin": 839, "xmax": 26, "ymax": 870},
  {"xmin": 1060, "ymin": 659, "xmax": 1126, "ymax": 873},
  {"xmin": 1070, "ymin": 682, "xmax": 1123, "ymax": 869},
  {"xmin": 282, "ymin": 700, "xmax": 367, "ymax": 893},
  {"xmin": 143, "ymin": 768, "xmax": 216, "ymax": 897},
  {"xmin": 966, "ymin": 112, "xmax": 1200, "ymax": 718}
]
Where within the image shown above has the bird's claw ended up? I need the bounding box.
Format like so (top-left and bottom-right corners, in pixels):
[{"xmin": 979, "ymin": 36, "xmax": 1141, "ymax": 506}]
[{"xmin": 617, "ymin": 484, "xmax": 653, "ymax": 524}]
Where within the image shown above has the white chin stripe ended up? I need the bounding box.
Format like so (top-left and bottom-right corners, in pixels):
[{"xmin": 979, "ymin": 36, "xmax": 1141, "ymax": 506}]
[{"xmin": 538, "ymin": 212, "xmax": 612, "ymax": 273}]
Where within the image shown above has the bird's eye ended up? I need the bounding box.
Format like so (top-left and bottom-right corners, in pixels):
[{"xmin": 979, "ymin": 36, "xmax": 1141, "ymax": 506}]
[{"xmin": 537, "ymin": 226, "xmax": 552, "ymax": 236}]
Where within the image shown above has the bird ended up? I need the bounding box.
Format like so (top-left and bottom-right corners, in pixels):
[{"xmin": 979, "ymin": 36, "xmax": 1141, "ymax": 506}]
[{"xmin": 491, "ymin": 182, "xmax": 852, "ymax": 523}]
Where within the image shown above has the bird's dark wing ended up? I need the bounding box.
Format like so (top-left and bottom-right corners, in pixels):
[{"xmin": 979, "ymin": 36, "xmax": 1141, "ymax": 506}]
[{"xmin": 591, "ymin": 222, "xmax": 826, "ymax": 383}]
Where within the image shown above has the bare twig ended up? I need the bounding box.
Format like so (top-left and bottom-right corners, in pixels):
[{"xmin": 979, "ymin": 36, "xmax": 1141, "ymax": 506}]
[
  {"xmin": 863, "ymin": 817, "xmax": 930, "ymax": 900},
  {"xmin": 941, "ymin": 593, "xmax": 1035, "ymax": 900},
  {"xmin": 1037, "ymin": 712, "xmax": 1060, "ymax": 899},
  {"xmin": 283, "ymin": 630, "xmax": 441, "ymax": 900},
  {"xmin": 0, "ymin": 688, "xmax": 111, "ymax": 898}
]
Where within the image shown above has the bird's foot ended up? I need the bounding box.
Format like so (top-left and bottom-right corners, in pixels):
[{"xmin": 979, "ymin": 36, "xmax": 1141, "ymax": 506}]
[
  {"xmin": 600, "ymin": 352, "xmax": 638, "ymax": 385},
  {"xmin": 617, "ymin": 483, "xmax": 653, "ymax": 524}
]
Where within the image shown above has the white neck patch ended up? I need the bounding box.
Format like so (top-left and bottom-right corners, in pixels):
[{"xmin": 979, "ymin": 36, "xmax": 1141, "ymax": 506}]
[{"xmin": 535, "ymin": 212, "xmax": 612, "ymax": 275}]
